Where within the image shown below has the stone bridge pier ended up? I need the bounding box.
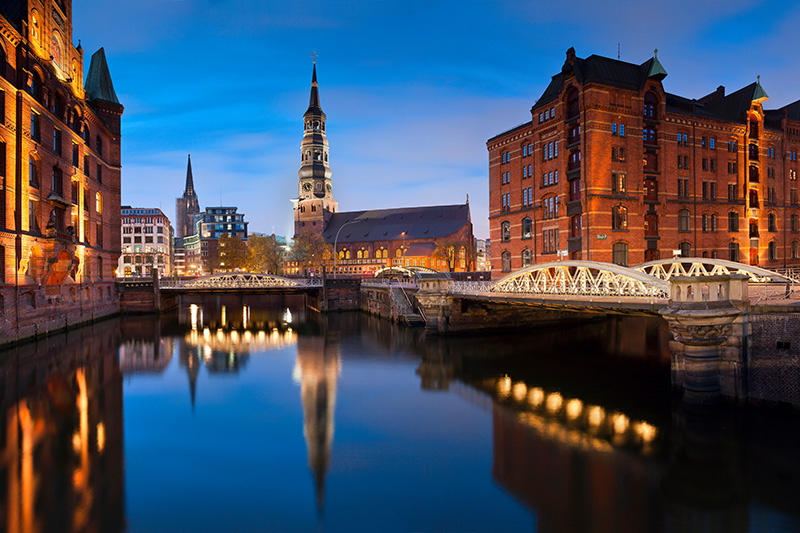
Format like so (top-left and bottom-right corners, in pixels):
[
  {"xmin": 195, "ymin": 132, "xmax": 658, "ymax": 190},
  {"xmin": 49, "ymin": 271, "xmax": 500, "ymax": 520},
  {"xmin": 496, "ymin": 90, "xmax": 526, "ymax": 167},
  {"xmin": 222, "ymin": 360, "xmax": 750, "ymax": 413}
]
[{"xmin": 659, "ymin": 275, "xmax": 750, "ymax": 406}]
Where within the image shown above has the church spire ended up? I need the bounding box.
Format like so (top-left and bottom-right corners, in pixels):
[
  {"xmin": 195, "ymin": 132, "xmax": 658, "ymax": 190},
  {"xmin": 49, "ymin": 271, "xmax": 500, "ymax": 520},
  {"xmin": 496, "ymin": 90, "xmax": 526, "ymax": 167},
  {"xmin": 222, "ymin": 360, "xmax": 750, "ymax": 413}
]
[
  {"xmin": 184, "ymin": 154, "xmax": 196, "ymax": 197},
  {"xmin": 308, "ymin": 63, "xmax": 322, "ymax": 113}
]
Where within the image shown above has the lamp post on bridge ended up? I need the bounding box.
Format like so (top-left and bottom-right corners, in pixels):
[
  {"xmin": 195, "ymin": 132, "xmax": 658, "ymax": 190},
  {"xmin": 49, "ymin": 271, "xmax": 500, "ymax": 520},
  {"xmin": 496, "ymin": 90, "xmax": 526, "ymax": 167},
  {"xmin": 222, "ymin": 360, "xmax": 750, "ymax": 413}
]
[{"xmin": 333, "ymin": 219, "xmax": 364, "ymax": 279}]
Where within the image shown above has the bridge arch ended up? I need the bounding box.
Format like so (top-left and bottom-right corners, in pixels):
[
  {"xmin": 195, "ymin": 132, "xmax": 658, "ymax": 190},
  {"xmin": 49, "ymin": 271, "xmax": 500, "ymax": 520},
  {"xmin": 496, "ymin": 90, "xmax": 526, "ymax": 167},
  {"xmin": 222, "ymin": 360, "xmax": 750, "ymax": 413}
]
[
  {"xmin": 633, "ymin": 258, "xmax": 789, "ymax": 283},
  {"xmin": 176, "ymin": 273, "xmax": 316, "ymax": 289},
  {"xmin": 373, "ymin": 265, "xmax": 441, "ymax": 279},
  {"xmin": 490, "ymin": 260, "xmax": 669, "ymax": 298}
]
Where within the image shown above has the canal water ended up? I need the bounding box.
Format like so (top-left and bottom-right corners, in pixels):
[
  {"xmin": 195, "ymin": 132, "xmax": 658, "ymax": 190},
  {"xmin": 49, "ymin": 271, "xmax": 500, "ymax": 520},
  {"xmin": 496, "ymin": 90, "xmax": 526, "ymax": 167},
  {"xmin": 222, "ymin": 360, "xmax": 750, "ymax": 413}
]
[{"xmin": 1, "ymin": 294, "xmax": 799, "ymax": 532}]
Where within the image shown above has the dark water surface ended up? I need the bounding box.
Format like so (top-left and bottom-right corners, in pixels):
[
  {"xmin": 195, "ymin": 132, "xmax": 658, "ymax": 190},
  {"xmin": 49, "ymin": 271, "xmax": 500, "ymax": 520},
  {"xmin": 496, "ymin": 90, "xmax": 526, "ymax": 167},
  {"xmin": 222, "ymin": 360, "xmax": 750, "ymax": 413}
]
[{"xmin": 1, "ymin": 294, "xmax": 799, "ymax": 532}]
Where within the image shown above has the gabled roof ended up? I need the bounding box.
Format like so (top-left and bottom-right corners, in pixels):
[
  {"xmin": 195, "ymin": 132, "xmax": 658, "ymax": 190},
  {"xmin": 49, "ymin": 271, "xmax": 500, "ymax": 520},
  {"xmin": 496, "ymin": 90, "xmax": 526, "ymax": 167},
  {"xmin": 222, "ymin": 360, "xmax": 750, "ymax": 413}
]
[
  {"xmin": 85, "ymin": 48, "xmax": 120, "ymax": 105},
  {"xmin": 322, "ymin": 204, "xmax": 471, "ymax": 245},
  {"xmin": 701, "ymin": 82, "xmax": 766, "ymax": 122},
  {"xmin": 533, "ymin": 50, "xmax": 666, "ymax": 112},
  {"xmin": 784, "ymin": 100, "xmax": 800, "ymax": 122}
]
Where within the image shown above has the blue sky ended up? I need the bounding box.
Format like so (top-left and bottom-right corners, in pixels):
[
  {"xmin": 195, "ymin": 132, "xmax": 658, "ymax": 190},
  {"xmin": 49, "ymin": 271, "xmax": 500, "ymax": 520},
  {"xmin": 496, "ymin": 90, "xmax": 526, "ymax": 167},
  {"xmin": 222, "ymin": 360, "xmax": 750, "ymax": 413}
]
[{"xmin": 71, "ymin": 0, "xmax": 800, "ymax": 239}]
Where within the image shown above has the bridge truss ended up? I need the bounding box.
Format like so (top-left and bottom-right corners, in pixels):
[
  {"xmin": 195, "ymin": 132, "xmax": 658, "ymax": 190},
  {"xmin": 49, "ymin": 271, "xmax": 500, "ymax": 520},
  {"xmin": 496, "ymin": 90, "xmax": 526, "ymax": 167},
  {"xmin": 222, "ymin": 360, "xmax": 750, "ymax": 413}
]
[
  {"xmin": 450, "ymin": 261, "xmax": 670, "ymax": 300},
  {"xmin": 160, "ymin": 273, "xmax": 322, "ymax": 290},
  {"xmin": 633, "ymin": 258, "xmax": 789, "ymax": 283}
]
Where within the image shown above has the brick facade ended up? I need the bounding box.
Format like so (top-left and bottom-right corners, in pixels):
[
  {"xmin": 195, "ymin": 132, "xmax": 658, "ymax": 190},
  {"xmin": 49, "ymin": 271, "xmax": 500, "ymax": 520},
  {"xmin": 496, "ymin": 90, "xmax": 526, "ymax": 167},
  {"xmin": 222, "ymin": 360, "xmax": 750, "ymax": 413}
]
[
  {"xmin": 0, "ymin": 0, "xmax": 123, "ymax": 341},
  {"xmin": 489, "ymin": 48, "xmax": 800, "ymax": 276}
]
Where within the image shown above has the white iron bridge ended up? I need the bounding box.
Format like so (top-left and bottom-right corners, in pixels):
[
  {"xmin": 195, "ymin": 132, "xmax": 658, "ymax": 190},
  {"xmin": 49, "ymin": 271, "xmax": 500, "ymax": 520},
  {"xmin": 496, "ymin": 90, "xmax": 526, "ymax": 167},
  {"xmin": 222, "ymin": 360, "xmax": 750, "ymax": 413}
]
[
  {"xmin": 442, "ymin": 259, "xmax": 791, "ymax": 311},
  {"xmin": 159, "ymin": 273, "xmax": 322, "ymax": 292}
]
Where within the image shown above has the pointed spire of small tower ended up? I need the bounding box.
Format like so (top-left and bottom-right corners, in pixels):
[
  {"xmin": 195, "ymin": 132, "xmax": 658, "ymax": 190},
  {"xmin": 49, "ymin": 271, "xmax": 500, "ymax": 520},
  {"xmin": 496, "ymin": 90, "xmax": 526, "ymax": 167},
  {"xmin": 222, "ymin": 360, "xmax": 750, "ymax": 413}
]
[
  {"xmin": 308, "ymin": 62, "xmax": 321, "ymax": 112},
  {"xmin": 752, "ymin": 74, "xmax": 769, "ymax": 104},
  {"xmin": 646, "ymin": 48, "xmax": 668, "ymax": 81},
  {"xmin": 85, "ymin": 48, "xmax": 120, "ymax": 105}
]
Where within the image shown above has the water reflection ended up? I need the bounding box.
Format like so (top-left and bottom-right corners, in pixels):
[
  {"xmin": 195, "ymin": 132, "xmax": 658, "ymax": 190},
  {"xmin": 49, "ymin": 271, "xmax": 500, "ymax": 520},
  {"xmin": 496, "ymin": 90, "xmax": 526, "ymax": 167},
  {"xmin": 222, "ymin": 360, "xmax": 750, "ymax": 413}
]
[{"xmin": 0, "ymin": 319, "xmax": 124, "ymax": 533}]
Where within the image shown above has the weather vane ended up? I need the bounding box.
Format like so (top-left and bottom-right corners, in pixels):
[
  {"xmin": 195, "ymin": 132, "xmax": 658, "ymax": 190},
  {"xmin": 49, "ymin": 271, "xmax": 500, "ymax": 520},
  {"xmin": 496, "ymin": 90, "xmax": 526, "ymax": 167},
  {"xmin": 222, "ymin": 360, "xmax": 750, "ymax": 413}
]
[{"xmin": 311, "ymin": 50, "xmax": 317, "ymax": 64}]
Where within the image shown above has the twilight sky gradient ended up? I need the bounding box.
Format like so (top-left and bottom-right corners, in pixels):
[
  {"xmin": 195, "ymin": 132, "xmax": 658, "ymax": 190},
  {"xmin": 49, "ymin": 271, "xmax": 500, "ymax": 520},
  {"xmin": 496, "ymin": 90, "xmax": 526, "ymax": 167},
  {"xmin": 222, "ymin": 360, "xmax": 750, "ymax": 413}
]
[{"xmin": 71, "ymin": 0, "xmax": 800, "ymax": 240}]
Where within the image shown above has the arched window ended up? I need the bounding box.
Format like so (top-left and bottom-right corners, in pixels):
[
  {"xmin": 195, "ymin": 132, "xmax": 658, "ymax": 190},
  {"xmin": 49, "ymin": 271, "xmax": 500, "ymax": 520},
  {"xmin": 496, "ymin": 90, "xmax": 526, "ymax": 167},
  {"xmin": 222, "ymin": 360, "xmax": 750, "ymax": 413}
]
[
  {"xmin": 768, "ymin": 241, "xmax": 777, "ymax": 261},
  {"xmin": 612, "ymin": 205, "xmax": 627, "ymax": 230},
  {"xmin": 501, "ymin": 221, "xmax": 510, "ymax": 242},
  {"xmin": 644, "ymin": 91, "xmax": 658, "ymax": 119},
  {"xmin": 749, "ymin": 219, "xmax": 759, "ymax": 238},
  {"xmin": 570, "ymin": 214, "xmax": 581, "ymax": 238},
  {"xmin": 678, "ymin": 209, "xmax": 690, "ymax": 232},
  {"xmin": 96, "ymin": 192, "xmax": 102, "ymax": 215},
  {"xmin": 749, "ymin": 143, "xmax": 759, "ymax": 161},
  {"xmin": 768, "ymin": 213, "xmax": 777, "ymax": 232},
  {"xmin": 749, "ymin": 165, "xmax": 759, "ymax": 182},
  {"xmin": 363, "ymin": 249, "xmax": 369, "ymax": 259},
  {"xmin": 96, "ymin": 135, "xmax": 103, "ymax": 158},
  {"xmin": 501, "ymin": 251, "xmax": 511, "ymax": 272},
  {"xmin": 566, "ymin": 88, "xmax": 579, "ymax": 119},
  {"xmin": 30, "ymin": 71, "xmax": 43, "ymax": 101},
  {"xmin": 521, "ymin": 217, "xmax": 532, "ymax": 239},
  {"xmin": 749, "ymin": 117, "xmax": 759, "ymax": 140},
  {"xmin": 356, "ymin": 250, "xmax": 362, "ymax": 259},
  {"xmin": 679, "ymin": 241, "xmax": 692, "ymax": 258},
  {"xmin": 612, "ymin": 242, "xmax": 628, "ymax": 266},
  {"xmin": 792, "ymin": 241, "xmax": 799, "ymax": 260},
  {"xmin": 522, "ymin": 249, "xmax": 533, "ymax": 267},
  {"xmin": 395, "ymin": 248, "xmax": 403, "ymax": 258},
  {"xmin": 729, "ymin": 241, "xmax": 740, "ymax": 262}
]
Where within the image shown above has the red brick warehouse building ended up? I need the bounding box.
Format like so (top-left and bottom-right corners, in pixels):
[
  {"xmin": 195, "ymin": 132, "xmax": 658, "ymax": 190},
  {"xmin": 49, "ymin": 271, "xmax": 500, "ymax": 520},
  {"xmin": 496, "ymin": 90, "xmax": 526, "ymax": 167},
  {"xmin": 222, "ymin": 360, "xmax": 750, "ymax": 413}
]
[
  {"xmin": 488, "ymin": 47, "xmax": 800, "ymax": 274},
  {"xmin": 0, "ymin": 0, "xmax": 122, "ymax": 341}
]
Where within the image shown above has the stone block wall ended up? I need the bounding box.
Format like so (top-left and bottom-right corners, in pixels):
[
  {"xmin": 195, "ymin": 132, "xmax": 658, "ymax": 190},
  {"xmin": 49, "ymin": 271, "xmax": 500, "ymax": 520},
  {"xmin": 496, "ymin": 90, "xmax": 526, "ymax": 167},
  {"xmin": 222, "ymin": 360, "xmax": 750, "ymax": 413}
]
[{"xmin": 747, "ymin": 310, "xmax": 800, "ymax": 407}]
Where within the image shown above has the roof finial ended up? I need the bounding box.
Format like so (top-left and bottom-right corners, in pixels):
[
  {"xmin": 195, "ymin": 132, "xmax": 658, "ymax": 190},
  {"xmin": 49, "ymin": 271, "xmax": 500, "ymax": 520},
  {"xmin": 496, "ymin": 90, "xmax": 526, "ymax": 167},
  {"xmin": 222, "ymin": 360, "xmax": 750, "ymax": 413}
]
[
  {"xmin": 311, "ymin": 50, "xmax": 317, "ymax": 64},
  {"xmin": 757, "ymin": 74, "xmax": 761, "ymax": 84},
  {"xmin": 466, "ymin": 193, "xmax": 469, "ymax": 205},
  {"xmin": 654, "ymin": 48, "xmax": 658, "ymax": 58}
]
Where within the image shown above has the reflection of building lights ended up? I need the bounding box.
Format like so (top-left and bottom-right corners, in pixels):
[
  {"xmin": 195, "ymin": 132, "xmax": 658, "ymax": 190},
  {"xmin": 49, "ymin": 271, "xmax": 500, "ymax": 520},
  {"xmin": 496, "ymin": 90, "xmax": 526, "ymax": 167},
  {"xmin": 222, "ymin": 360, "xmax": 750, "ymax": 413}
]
[
  {"xmin": 96, "ymin": 422, "xmax": 106, "ymax": 452},
  {"xmin": 497, "ymin": 376, "xmax": 512, "ymax": 398},
  {"xmin": 545, "ymin": 392, "xmax": 563, "ymax": 413},
  {"xmin": 217, "ymin": 329, "xmax": 224, "ymax": 340},
  {"xmin": 283, "ymin": 308, "xmax": 293, "ymax": 324},
  {"xmin": 231, "ymin": 330, "xmax": 239, "ymax": 343},
  {"xmin": 612, "ymin": 413, "xmax": 630, "ymax": 434},
  {"xmin": 203, "ymin": 345, "xmax": 212, "ymax": 360},
  {"xmin": 512, "ymin": 382, "xmax": 527, "ymax": 402},
  {"xmin": 243, "ymin": 306, "xmax": 249, "ymax": 329},
  {"xmin": 190, "ymin": 303, "xmax": 198, "ymax": 331},
  {"xmin": 244, "ymin": 331, "xmax": 252, "ymax": 341},
  {"xmin": 204, "ymin": 328, "xmax": 210, "ymax": 339},
  {"xmin": 72, "ymin": 431, "xmax": 81, "ymax": 452},
  {"xmin": 565, "ymin": 398, "xmax": 583, "ymax": 420},
  {"xmin": 587, "ymin": 406, "xmax": 605, "ymax": 427},
  {"xmin": 635, "ymin": 421, "xmax": 657, "ymax": 443},
  {"xmin": 528, "ymin": 387, "xmax": 545, "ymax": 407},
  {"xmin": 221, "ymin": 306, "xmax": 227, "ymax": 327}
]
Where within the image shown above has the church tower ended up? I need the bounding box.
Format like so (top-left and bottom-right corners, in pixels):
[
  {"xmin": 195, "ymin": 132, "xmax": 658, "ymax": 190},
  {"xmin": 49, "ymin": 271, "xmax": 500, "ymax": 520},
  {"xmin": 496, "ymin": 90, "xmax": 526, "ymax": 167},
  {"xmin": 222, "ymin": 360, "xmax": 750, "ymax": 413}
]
[
  {"xmin": 175, "ymin": 154, "xmax": 200, "ymax": 238},
  {"xmin": 293, "ymin": 62, "xmax": 337, "ymax": 236}
]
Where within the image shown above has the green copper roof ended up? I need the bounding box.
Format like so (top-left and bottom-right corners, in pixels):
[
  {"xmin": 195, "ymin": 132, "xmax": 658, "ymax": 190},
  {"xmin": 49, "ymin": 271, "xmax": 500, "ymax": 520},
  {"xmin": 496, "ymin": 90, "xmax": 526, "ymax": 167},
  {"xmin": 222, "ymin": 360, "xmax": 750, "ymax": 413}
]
[
  {"xmin": 85, "ymin": 48, "xmax": 120, "ymax": 105},
  {"xmin": 646, "ymin": 50, "xmax": 667, "ymax": 80},
  {"xmin": 752, "ymin": 78, "xmax": 769, "ymax": 103}
]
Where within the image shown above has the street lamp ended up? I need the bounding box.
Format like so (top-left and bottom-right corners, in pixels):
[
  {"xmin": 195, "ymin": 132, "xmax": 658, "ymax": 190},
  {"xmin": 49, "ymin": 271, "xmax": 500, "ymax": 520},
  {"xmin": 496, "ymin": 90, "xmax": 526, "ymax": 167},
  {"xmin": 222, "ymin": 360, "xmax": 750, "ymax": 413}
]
[{"xmin": 333, "ymin": 219, "xmax": 364, "ymax": 278}]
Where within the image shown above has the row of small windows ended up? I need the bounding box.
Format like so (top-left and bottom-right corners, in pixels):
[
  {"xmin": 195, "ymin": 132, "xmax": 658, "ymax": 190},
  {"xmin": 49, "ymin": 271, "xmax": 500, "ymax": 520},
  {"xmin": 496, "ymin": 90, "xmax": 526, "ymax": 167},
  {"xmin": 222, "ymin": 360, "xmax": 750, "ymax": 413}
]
[
  {"xmin": 538, "ymin": 107, "xmax": 556, "ymax": 123},
  {"xmin": 611, "ymin": 123, "xmax": 625, "ymax": 137},
  {"xmin": 542, "ymin": 141, "xmax": 558, "ymax": 161}
]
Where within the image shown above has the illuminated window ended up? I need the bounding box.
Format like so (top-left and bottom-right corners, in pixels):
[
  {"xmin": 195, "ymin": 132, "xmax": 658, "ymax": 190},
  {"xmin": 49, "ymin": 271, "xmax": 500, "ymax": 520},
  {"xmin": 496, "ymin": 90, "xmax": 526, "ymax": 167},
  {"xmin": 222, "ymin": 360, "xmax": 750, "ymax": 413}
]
[
  {"xmin": 521, "ymin": 217, "xmax": 532, "ymax": 239},
  {"xmin": 96, "ymin": 192, "xmax": 102, "ymax": 215}
]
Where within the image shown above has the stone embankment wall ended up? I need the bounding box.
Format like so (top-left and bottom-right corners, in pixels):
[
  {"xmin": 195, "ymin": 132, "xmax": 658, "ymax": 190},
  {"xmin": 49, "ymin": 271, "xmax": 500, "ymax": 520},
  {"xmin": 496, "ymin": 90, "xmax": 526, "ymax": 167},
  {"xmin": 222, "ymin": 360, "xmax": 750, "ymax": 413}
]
[
  {"xmin": 747, "ymin": 308, "xmax": 800, "ymax": 407},
  {"xmin": 0, "ymin": 283, "xmax": 119, "ymax": 347},
  {"xmin": 324, "ymin": 279, "xmax": 361, "ymax": 311}
]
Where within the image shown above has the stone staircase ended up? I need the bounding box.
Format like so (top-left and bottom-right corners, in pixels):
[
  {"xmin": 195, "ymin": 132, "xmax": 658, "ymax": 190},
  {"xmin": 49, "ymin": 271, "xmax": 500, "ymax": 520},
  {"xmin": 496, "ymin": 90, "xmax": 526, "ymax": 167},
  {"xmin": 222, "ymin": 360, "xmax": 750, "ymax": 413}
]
[{"xmin": 389, "ymin": 286, "xmax": 425, "ymax": 326}]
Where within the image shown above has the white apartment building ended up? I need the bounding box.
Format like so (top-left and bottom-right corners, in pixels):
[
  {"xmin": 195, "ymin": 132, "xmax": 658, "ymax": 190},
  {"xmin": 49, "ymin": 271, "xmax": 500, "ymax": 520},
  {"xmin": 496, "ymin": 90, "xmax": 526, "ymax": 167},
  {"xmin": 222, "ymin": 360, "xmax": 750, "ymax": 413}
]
[{"xmin": 119, "ymin": 207, "xmax": 173, "ymax": 277}]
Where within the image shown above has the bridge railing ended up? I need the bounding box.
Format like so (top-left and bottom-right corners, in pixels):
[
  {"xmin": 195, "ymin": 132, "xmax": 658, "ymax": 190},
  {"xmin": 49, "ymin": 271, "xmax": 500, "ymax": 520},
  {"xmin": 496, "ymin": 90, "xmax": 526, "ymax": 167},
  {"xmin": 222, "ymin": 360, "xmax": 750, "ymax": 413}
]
[
  {"xmin": 361, "ymin": 279, "xmax": 419, "ymax": 290},
  {"xmin": 159, "ymin": 275, "xmax": 323, "ymax": 290}
]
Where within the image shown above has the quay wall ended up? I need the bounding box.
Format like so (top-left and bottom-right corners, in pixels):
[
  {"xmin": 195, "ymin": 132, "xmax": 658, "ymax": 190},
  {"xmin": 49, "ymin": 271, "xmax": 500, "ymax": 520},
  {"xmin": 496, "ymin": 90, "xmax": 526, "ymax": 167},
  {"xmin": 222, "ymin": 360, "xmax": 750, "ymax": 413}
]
[
  {"xmin": 747, "ymin": 308, "xmax": 800, "ymax": 407},
  {"xmin": 0, "ymin": 283, "xmax": 119, "ymax": 347}
]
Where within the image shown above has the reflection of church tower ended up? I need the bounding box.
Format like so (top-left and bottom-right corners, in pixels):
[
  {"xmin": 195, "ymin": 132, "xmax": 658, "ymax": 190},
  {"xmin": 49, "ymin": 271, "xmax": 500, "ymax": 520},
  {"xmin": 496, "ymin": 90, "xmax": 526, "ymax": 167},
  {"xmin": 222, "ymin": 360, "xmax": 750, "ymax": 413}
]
[
  {"xmin": 295, "ymin": 335, "xmax": 341, "ymax": 517},
  {"xmin": 293, "ymin": 61, "xmax": 338, "ymax": 236},
  {"xmin": 178, "ymin": 343, "xmax": 201, "ymax": 411},
  {"xmin": 176, "ymin": 154, "xmax": 201, "ymax": 238}
]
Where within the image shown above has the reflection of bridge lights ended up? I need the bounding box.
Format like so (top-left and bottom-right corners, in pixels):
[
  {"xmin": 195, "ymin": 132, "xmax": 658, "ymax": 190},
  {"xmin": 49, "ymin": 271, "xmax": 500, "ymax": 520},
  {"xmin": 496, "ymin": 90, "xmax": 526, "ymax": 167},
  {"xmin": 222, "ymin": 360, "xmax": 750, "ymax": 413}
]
[
  {"xmin": 283, "ymin": 308, "xmax": 293, "ymax": 324},
  {"xmin": 565, "ymin": 398, "xmax": 583, "ymax": 420},
  {"xmin": 96, "ymin": 422, "xmax": 106, "ymax": 453},
  {"xmin": 512, "ymin": 382, "xmax": 527, "ymax": 402},
  {"xmin": 244, "ymin": 331, "xmax": 252, "ymax": 342},
  {"xmin": 204, "ymin": 345, "xmax": 212, "ymax": 361},
  {"xmin": 243, "ymin": 306, "xmax": 249, "ymax": 329},
  {"xmin": 231, "ymin": 331, "xmax": 239, "ymax": 343},
  {"xmin": 528, "ymin": 387, "xmax": 545, "ymax": 407},
  {"xmin": 217, "ymin": 329, "xmax": 224, "ymax": 340},
  {"xmin": 204, "ymin": 328, "xmax": 210, "ymax": 339},
  {"xmin": 612, "ymin": 413, "xmax": 630, "ymax": 434},
  {"xmin": 190, "ymin": 304, "xmax": 198, "ymax": 331},
  {"xmin": 497, "ymin": 376, "xmax": 512, "ymax": 398},
  {"xmin": 587, "ymin": 406, "xmax": 605, "ymax": 427},
  {"xmin": 258, "ymin": 330, "xmax": 266, "ymax": 340},
  {"xmin": 545, "ymin": 392, "xmax": 563, "ymax": 413},
  {"xmin": 221, "ymin": 306, "xmax": 227, "ymax": 327},
  {"xmin": 635, "ymin": 421, "xmax": 657, "ymax": 443},
  {"xmin": 190, "ymin": 330, "xmax": 198, "ymax": 344}
]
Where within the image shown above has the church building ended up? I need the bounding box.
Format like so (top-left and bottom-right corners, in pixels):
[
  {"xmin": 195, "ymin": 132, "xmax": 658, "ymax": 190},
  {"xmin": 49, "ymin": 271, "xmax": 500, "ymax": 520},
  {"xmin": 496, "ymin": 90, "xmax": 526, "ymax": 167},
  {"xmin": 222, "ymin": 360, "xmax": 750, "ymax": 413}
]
[{"xmin": 291, "ymin": 64, "xmax": 475, "ymax": 275}]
